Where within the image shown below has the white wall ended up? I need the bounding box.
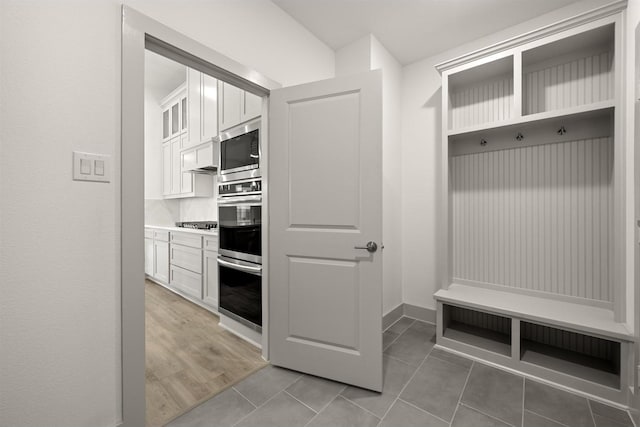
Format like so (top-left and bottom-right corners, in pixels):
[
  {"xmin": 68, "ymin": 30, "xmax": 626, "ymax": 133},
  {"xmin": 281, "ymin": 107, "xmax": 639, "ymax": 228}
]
[
  {"xmin": 371, "ymin": 37, "xmax": 404, "ymax": 315},
  {"xmin": 125, "ymin": 0, "xmax": 335, "ymax": 88},
  {"xmin": 335, "ymin": 35, "xmax": 403, "ymax": 315},
  {"xmin": 0, "ymin": 1, "xmax": 122, "ymax": 426},
  {"xmin": 0, "ymin": 1, "xmax": 334, "ymax": 426},
  {"xmin": 400, "ymin": 0, "xmax": 618, "ymax": 311}
]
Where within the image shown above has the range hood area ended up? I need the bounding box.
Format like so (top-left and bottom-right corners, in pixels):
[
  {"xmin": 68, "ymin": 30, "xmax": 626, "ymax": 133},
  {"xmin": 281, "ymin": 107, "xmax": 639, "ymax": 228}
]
[{"xmin": 181, "ymin": 139, "xmax": 218, "ymax": 173}]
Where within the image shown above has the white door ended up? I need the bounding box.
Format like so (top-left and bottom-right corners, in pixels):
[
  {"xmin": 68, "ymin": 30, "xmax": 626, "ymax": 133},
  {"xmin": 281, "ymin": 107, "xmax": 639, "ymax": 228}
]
[{"xmin": 269, "ymin": 70, "xmax": 383, "ymax": 392}]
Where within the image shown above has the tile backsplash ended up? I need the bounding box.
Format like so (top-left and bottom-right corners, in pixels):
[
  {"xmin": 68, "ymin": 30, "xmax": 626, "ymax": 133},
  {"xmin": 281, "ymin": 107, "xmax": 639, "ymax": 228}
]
[
  {"xmin": 179, "ymin": 197, "xmax": 217, "ymax": 221},
  {"xmin": 145, "ymin": 199, "xmax": 180, "ymax": 226}
]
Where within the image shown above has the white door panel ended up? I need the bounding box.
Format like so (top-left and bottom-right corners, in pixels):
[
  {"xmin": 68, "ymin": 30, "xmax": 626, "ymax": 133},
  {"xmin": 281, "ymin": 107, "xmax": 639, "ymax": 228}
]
[{"xmin": 269, "ymin": 70, "xmax": 383, "ymax": 392}]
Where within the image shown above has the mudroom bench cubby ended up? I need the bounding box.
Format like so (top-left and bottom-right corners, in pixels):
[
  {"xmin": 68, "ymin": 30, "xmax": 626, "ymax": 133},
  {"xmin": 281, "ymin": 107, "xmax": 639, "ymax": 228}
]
[
  {"xmin": 435, "ymin": 0, "xmax": 635, "ymax": 405},
  {"xmin": 435, "ymin": 284, "xmax": 633, "ymax": 403}
]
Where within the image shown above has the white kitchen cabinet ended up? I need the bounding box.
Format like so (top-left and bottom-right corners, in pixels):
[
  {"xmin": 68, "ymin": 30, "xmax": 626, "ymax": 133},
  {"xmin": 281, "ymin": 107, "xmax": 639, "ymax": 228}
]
[
  {"xmin": 170, "ymin": 265, "xmax": 202, "ymax": 299},
  {"xmin": 241, "ymin": 90, "xmax": 262, "ymax": 124},
  {"xmin": 186, "ymin": 69, "xmax": 218, "ymax": 149},
  {"xmin": 162, "ymin": 142, "xmax": 171, "ymax": 196},
  {"xmin": 146, "ymin": 228, "xmax": 220, "ymax": 313},
  {"xmin": 201, "ymin": 74, "xmax": 219, "ymax": 140},
  {"xmin": 162, "ymin": 133, "xmax": 213, "ymax": 199},
  {"xmin": 217, "ymin": 81, "xmax": 262, "ymax": 131},
  {"xmin": 169, "ymin": 231, "xmax": 203, "ymax": 299},
  {"xmin": 161, "ymin": 84, "xmax": 187, "ymax": 142},
  {"xmin": 181, "ymin": 140, "xmax": 218, "ymax": 172},
  {"xmin": 144, "ymin": 236, "xmax": 154, "ymax": 276},
  {"xmin": 218, "ymin": 81, "xmax": 241, "ymax": 131},
  {"xmin": 145, "ymin": 228, "xmax": 170, "ymax": 284},
  {"xmin": 153, "ymin": 239, "xmax": 169, "ymax": 284},
  {"xmin": 203, "ymin": 236, "xmax": 219, "ymax": 309},
  {"xmin": 171, "ymin": 137, "xmax": 182, "ymax": 195}
]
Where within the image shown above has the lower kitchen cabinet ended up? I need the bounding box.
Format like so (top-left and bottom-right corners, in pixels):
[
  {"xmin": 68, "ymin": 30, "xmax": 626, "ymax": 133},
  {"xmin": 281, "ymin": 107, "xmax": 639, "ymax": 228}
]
[
  {"xmin": 203, "ymin": 248, "xmax": 219, "ymax": 309},
  {"xmin": 153, "ymin": 240, "xmax": 169, "ymax": 284},
  {"xmin": 170, "ymin": 265, "xmax": 202, "ymax": 300},
  {"xmin": 144, "ymin": 231, "xmax": 154, "ymax": 276},
  {"xmin": 145, "ymin": 227, "xmax": 219, "ymax": 313}
]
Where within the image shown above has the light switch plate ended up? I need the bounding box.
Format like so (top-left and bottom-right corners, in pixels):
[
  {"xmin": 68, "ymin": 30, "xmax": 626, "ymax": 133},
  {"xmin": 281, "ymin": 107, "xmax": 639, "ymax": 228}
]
[{"xmin": 73, "ymin": 151, "xmax": 111, "ymax": 183}]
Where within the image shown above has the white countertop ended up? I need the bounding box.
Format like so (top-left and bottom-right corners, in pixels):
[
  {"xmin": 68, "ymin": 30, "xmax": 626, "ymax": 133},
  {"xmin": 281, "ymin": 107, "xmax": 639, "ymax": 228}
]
[{"xmin": 145, "ymin": 225, "xmax": 218, "ymax": 235}]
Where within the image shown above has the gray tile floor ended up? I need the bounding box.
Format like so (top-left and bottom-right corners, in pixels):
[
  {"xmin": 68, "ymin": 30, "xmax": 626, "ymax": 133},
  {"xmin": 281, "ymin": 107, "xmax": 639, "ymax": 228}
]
[{"xmin": 166, "ymin": 317, "xmax": 636, "ymax": 427}]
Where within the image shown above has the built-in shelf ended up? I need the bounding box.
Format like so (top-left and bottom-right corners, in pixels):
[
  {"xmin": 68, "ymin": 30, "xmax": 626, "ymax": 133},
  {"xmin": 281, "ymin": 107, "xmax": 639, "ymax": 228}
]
[
  {"xmin": 448, "ymin": 100, "xmax": 613, "ymax": 137},
  {"xmin": 448, "ymin": 56, "xmax": 514, "ymax": 132},
  {"xmin": 520, "ymin": 321, "xmax": 620, "ymax": 389},
  {"xmin": 442, "ymin": 304, "xmax": 512, "ymax": 356},
  {"xmin": 522, "ymin": 24, "xmax": 614, "ymax": 116},
  {"xmin": 435, "ymin": 284, "xmax": 632, "ymax": 342},
  {"xmin": 437, "ymin": 2, "xmax": 630, "ymax": 405}
]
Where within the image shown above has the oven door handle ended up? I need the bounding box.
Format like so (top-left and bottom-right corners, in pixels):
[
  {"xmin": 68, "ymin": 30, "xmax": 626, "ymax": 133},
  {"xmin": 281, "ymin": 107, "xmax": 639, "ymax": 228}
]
[
  {"xmin": 217, "ymin": 195, "xmax": 262, "ymax": 205},
  {"xmin": 217, "ymin": 257, "xmax": 262, "ymax": 276}
]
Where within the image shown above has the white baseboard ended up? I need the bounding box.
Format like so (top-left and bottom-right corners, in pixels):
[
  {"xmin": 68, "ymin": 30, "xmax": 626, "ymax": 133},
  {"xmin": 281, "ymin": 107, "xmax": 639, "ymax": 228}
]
[{"xmin": 383, "ymin": 303, "xmax": 437, "ymax": 331}]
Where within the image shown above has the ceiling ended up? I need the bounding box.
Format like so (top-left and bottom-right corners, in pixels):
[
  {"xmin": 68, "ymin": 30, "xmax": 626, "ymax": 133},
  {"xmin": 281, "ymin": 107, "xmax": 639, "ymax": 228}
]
[{"xmin": 271, "ymin": 0, "xmax": 580, "ymax": 65}]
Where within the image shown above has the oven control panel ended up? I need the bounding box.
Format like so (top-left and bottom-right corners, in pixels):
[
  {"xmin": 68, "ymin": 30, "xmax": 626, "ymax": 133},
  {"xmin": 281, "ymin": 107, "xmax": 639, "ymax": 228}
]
[{"xmin": 219, "ymin": 178, "xmax": 262, "ymax": 196}]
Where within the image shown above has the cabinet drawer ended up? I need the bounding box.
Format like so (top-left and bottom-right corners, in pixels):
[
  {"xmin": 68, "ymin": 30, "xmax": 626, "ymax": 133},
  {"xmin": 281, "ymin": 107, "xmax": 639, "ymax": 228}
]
[
  {"xmin": 144, "ymin": 229, "xmax": 154, "ymax": 239},
  {"xmin": 170, "ymin": 244, "xmax": 202, "ymax": 274},
  {"xmin": 170, "ymin": 232, "xmax": 202, "ymax": 248},
  {"xmin": 170, "ymin": 265, "xmax": 202, "ymax": 299},
  {"xmin": 204, "ymin": 235, "xmax": 218, "ymax": 252},
  {"xmin": 154, "ymin": 230, "xmax": 170, "ymax": 242}
]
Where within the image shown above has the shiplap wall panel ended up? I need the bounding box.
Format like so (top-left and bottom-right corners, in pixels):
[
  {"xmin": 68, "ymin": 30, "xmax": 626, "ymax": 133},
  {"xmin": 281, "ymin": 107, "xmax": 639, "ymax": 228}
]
[
  {"xmin": 449, "ymin": 306, "xmax": 511, "ymax": 335},
  {"xmin": 451, "ymin": 137, "xmax": 613, "ymax": 302},
  {"xmin": 523, "ymin": 50, "xmax": 613, "ymax": 115},
  {"xmin": 521, "ymin": 322, "xmax": 617, "ymax": 362},
  {"xmin": 450, "ymin": 75, "xmax": 513, "ymax": 130}
]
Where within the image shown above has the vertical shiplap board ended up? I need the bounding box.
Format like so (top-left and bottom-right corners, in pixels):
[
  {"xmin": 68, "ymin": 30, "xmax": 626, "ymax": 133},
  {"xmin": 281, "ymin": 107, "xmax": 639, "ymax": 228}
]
[
  {"xmin": 450, "ymin": 75, "xmax": 513, "ymax": 129},
  {"xmin": 523, "ymin": 50, "xmax": 613, "ymax": 115},
  {"xmin": 451, "ymin": 137, "xmax": 613, "ymax": 302}
]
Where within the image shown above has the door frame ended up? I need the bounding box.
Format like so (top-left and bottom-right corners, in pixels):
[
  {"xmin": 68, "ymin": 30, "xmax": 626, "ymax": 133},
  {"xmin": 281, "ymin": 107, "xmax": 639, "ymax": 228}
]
[{"xmin": 121, "ymin": 7, "xmax": 280, "ymax": 426}]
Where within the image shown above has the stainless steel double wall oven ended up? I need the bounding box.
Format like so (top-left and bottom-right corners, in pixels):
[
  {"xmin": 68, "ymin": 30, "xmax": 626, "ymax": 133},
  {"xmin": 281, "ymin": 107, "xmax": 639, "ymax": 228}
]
[{"xmin": 216, "ymin": 119, "xmax": 262, "ymax": 331}]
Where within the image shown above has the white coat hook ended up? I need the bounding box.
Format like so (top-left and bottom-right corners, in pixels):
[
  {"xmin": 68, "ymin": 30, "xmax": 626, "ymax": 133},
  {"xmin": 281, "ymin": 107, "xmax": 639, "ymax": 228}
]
[
  {"xmin": 480, "ymin": 139, "xmax": 487, "ymax": 146},
  {"xmin": 516, "ymin": 132, "xmax": 524, "ymax": 141},
  {"xmin": 557, "ymin": 125, "xmax": 567, "ymax": 135}
]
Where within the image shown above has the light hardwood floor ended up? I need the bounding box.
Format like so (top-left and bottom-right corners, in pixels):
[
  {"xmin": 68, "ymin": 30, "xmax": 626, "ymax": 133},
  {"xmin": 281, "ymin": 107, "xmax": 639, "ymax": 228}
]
[{"xmin": 145, "ymin": 279, "xmax": 267, "ymax": 427}]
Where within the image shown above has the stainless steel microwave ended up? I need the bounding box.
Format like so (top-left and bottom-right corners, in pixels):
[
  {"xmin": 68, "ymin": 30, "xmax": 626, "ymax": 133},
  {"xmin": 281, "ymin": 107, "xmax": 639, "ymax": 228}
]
[{"xmin": 216, "ymin": 119, "xmax": 261, "ymax": 182}]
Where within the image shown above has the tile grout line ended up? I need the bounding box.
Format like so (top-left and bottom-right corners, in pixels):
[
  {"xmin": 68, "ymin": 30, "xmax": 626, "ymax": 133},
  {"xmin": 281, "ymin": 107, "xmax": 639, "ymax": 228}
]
[
  {"xmin": 525, "ymin": 409, "xmax": 571, "ymax": 427},
  {"xmin": 383, "ymin": 353, "xmax": 422, "ymax": 368},
  {"xmin": 230, "ymin": 372, "xmax": 303, "ymax": 427},
  {"xmin": 375, "ymin": 347, "xmax": 436, "ymax": 426},
  {"xmin": 587, "ymin": 398, "xmax": 598, "ymax": 427},
  {"xmin": 460, "ymin": 402, "xmax": 518, "ymax": 427},
  {"xmin": 396, "ymin": 397, "xmax": 452, "ymax": 425},
  {"xmin": 449, "ymin": 360, "xmax": 475, "ymax": 425},
  {"xmin": 283, "ymin": 389, "xmax": 318, "ymax": 414},
  {"xmin": 303, "ymin": 383, "xmax": 349, "ymax": 426},
  {"xmin": 337, "ymin": 394, "xmax": 384, "ymax": 421},
  {"xmin": 231, "ymin": 386, "xmax": 257, "ymax": 409}
]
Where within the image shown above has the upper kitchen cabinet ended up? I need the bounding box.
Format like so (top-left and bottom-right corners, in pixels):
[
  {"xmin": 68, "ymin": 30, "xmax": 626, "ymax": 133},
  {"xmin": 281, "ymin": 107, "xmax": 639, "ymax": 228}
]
[
  {"xmin": 218, "ymin": 81, "xmax": 262, "ymax": 131},
  {"xmin": 185, "ymin": 69, "xmax": 219, "ymax": 149},
  {"xmin": 161, "ymin": 84, "xmax": 188, "ymax": 142},
  {"xmin": 163, "ymin": 133, "xmax": 213, "ymax": 199}
]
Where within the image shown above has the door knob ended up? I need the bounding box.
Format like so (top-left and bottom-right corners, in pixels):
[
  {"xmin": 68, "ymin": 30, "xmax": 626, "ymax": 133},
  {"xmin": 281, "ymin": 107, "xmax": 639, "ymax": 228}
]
[{"xmin": 354, "ymin": 241, "xmax": 378, "ymax": 253}]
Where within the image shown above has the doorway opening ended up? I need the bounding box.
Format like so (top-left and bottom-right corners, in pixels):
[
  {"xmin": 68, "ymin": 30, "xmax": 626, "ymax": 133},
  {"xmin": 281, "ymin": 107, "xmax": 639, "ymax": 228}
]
[{"xmin": 143, "ymin": 49, "xmax": 269, "ymax": 426}]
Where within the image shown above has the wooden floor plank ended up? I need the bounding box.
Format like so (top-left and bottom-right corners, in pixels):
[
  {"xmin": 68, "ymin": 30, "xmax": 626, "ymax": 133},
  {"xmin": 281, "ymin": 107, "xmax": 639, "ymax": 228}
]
[{"xmin": 145, "ymin": 280, "xmax": 266, "ymax": 427}]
